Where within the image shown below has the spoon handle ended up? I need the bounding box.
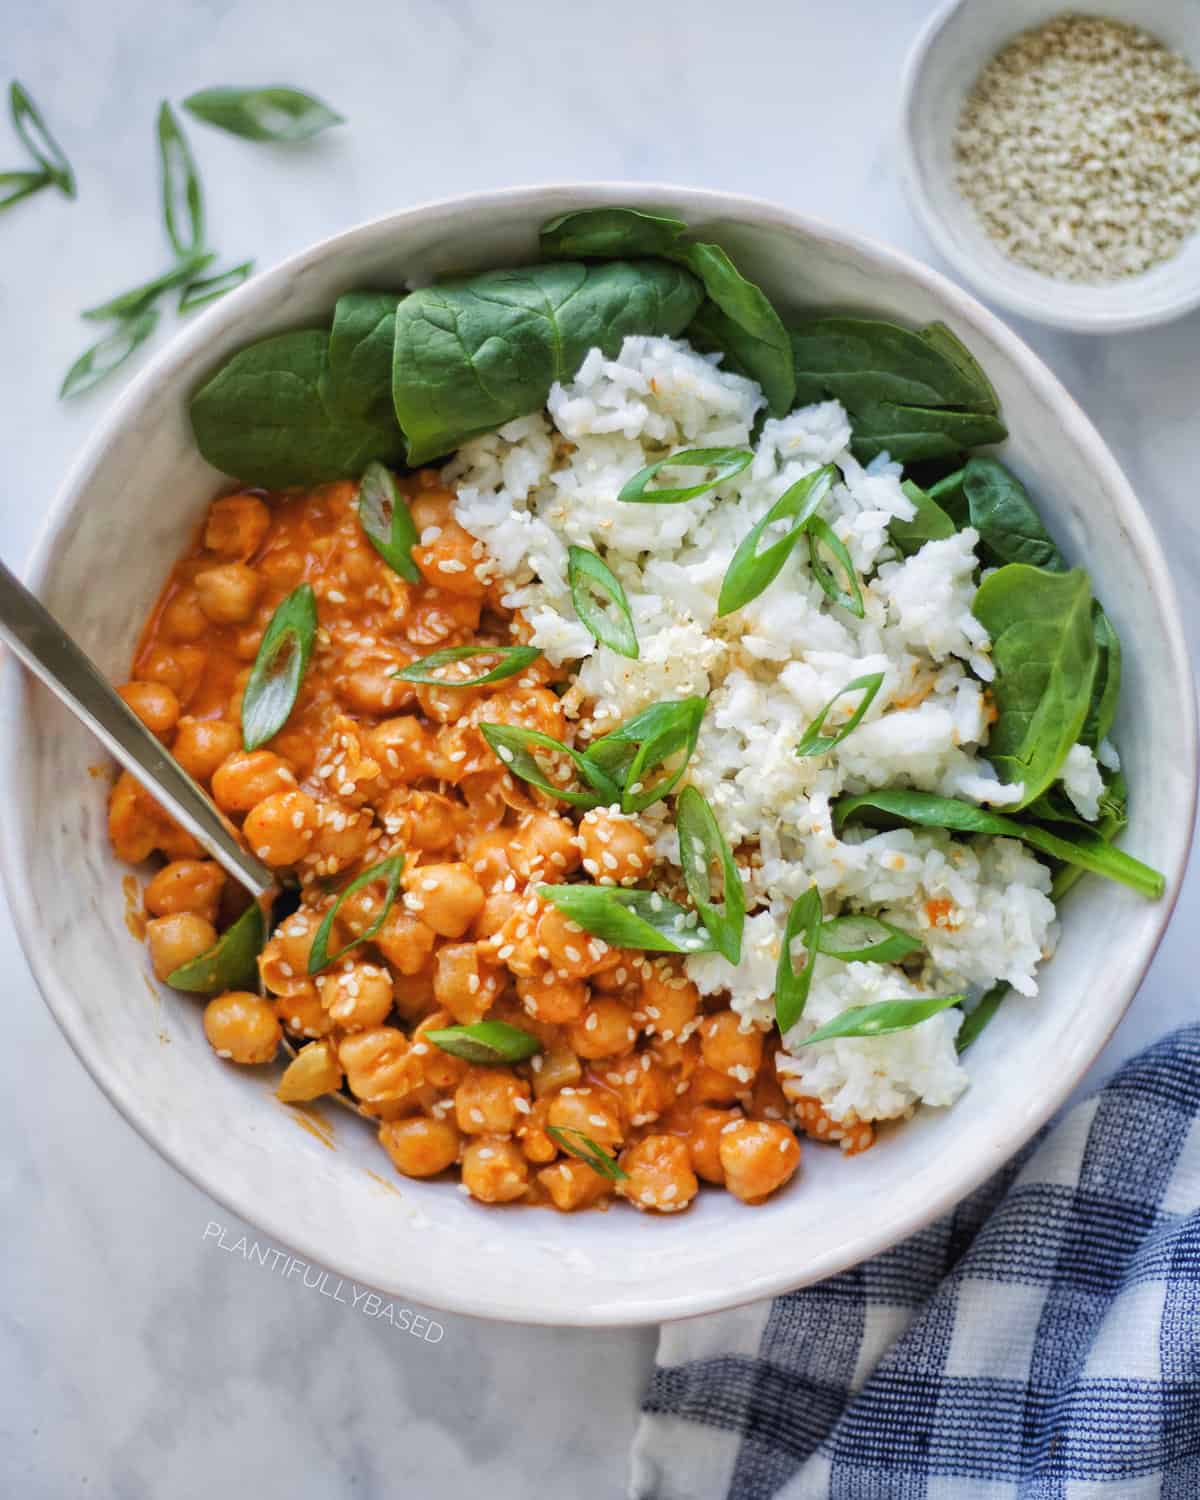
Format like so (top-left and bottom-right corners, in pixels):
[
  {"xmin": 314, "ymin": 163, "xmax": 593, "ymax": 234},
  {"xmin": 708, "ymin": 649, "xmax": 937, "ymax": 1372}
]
[{"xmin": 0, "ymin": 558, "xmax": 275, "ymax": 900}]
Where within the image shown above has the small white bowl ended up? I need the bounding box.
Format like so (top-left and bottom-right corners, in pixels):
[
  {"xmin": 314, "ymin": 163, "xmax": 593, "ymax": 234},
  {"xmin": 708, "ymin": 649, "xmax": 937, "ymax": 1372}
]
[
  {"xmin": 900, "ymin": 0, "xmax": 1200, "ymax": 333},
  {"xmin": 0, "ymin": 185, "xmax": 1195, "ymax": 1326}
]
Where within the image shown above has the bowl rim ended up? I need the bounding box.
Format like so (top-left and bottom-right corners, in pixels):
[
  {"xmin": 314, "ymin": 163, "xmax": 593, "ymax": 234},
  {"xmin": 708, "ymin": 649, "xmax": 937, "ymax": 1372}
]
[
  {"xmin": 1, "ymin": 180, "xmax": 1195, "ymax": 1326},
  {"xmin": 897, "ymin": 0, "xmax": 1200, "ymax": 335}
]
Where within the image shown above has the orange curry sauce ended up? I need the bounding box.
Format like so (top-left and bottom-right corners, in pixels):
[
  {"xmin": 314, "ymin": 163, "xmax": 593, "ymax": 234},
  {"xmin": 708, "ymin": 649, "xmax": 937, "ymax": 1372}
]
[{"xmin": 108, "ymin": 474, "xmax": 872, "ymax": 1213}]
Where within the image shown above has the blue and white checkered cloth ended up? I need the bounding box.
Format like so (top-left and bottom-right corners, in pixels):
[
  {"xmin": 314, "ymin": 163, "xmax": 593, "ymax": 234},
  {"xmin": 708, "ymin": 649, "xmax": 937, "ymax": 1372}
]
[{"xmin": 631, "ymin": 1025, "xmax": 1200, "ymax": 1500}]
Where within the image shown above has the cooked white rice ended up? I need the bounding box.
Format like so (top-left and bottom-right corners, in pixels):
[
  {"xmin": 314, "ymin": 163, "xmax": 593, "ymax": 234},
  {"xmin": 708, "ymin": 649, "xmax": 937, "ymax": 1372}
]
[{"xmin": 445, "ymin": 335, "xmax": 1076, "ymax": 1127}]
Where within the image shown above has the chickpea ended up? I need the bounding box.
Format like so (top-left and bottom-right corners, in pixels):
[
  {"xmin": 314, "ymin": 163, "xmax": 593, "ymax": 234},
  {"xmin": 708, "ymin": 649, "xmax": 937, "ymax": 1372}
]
[
  {"xmin": 144, "ymin": 859, "xmax": 225, "ymax": 923},
  {"xmin": 109, "ymin": 772, "xmax": 164, "ymax": 863},
  {"xmin": 408, "ymin": 487, "xmax": 454, "ymax": 533},
  {"xmin": 156, "ymin": 819, "xmax": 203, "ymax": 861},
  {"xmin": 243, "ymin": 789, "xmax": 317, "ymax": 866},
  {"xmin": 338, "ymin": 659, "xmax": 410, "ymax": 717},
  {"xmin": 172, "ymin": 717, "xmax": 240, "ymax": 783},
  {"xmin": 463, "ymin": 829, "xmax": 513, "ymax": 890},
  {"xmin": 377, "ymin": 788, "xmax": 463, "ymax": 852},
  {"xmin": 212, "ymin": 750, "xmax": 295, "ymax": 814},
  {"xmin": 530, "ymin": 1041, "xmax": 582, "ymax": 1100},
  {"xmin": 785, "ymin": 1092, "xmax": 875, "ymax": 1156},
  {"xmin": 566, "ymin": 998, "xmax": 637, "ymax": 1060},
  {"xmin": 578, "ymin": 809, "xmax": 653, "ymax": 886},
  {"xmin": 140, "ymin": 644, "xmax": 207, "ymax": 706},
  {"xmin": 203, "ymin": 991, "xmax": 281, "ymax": 1065},
  {"xmin": 373, "ymin": 908, "xmax": 436, "ymax": 974},
  {"xmin": 516, "ymin": 1097, "xmax": 558, "ymax": 1164},
  {"xmin": 276, "ymin": 1039, "xmax": 342, "ymax": 1102},
  {"xmin": 687, "ymin": 1106, "xmax": 741, "ymax": 1184},
  {"xmin": 404, "ymin": 580, "xmax": 482, "ymax": 646},
  {"xmin": 410, "ymin": 1010, "xmax": 469, "ymax": 1090},
  {"xmin": 146, "ymin": 912, "xmax": 217, "ymax": 981},
  {"xmin": 517, "ymin": 970, "xmax": 588, "ymax": 1025},
  {"xmin": 412, "ymin": 519, "xmax": 489, "ymax": 599},
  {"xmin": 618, "ymin": 1135, "xmax": 698, "ymax": 1214},
  {"xmin": 205, "ymin": 493, "xmax": 271, "ymax": 559},
  {"xmin": 118, "ymin": 680, "xmax": 180, "ymax": 740},
  {"xmin": 273, "ymin": 983, "xmax": 334, "ymax": 1039},
  {"xmin": 688, "ymin": 1063, "xmax": 748, "ymax": 1107},
  {"xmin": 536, "ymin": 904, "xmax": 608, "ymax": 980},
  {"xmin": 590, "ymin": 952, "xmax": 640, "ymax": 996},
  {"xmin": 260, "ymin": 908, "xmax": 324, "ymax": 995},
  {"xmin": 472, "ymin": 888, "xmax": 520, "ymax": 940},
  {"xmin": 460, "ymin": 770, "xmax": 509, "ymax": 827},
  {"xmin": 719, "ymin": 1120, "xmax": 801, "ymax": 1203},
  {"xmin": 454, "ymin": 1066, "xmax": 530, "ymax": 1136},
  {"xmin": 391, "ymin": 962, "xmax": 438, "ymax": 1021},
  {"xmin": 258, "ymin": 546, "xmax": 306, "ymax": 590},
  {"xmin": 318, "ymin": 961, "xmax": 394, "ymax": 1031},
  {"xmin": 308, "ymin": 804, "xmax": 373, "ymax": 874},
  {"xmin": 509, "ymin": 812, "xmax": 580, "ymax": 882},
  {"xmin": 539, "ymin": 1157, "xmax": 615, "ymax": 1212},
  {"xmin": 604, "ymin": 1052, "xmax": 675, "ymax": 1128},
  {"xmin": 547, "ymin": 1087, "xmax": 622, "ymax": 1148},
  {"xmin": 369, "ymin": 716, "xmax": 438, "ymax": 781},
  {"xmin": 487, "ymin": 684, "xmax": 567, "ymax": 741},
  {"xmin": 405, "ymin": 862, "xmax": 483, "ymax": 939},
  {"xmin": 461, "ymin": 1138, "xmax": 529, "ymax": 1202},
  {"xmin": 433, "ymin": 943, "xmax": 505, "ymax": 1024},
  {"xmin": 483, "ymin": 897, "xmax": 542, "ymax": 978},
  {"xmin": 194, "ymin": 562, "xmax": 261, "ymax": 625},
  {"xmin": 379, "ymin": 1116, "xmax": 461, "ymax": 1179},
  {"xmin": 159, "ymin": 589, "xmax": 209, "ymax": 644},
  {"xmin": 414, "ymin": 678, "xmax": 485, "ymax": 724},
  {"xmin": 339, "ymin": 1026, "xmax": 420, "ymax": 1103},
  {"xmin": 700, "ymin": 1012, "xmax": 765, "ymax": 1085},
  {"xmin": 637, "ymin": 964, "xmax": 700, "ymax": 1042}
]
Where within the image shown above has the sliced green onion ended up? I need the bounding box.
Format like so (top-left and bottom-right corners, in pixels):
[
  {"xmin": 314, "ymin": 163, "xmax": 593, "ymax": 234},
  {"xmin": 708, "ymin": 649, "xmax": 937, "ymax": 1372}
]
[
  {"xmin": 179, "ymin": 258, "xmax": 255, "ymax": 312},
  {"xmin": 583, "ymin": 696, "xmax": 706, "ymax": 814},
  {"xmin": 955, "ymin": 982, "xmax": 1009, "ymax": 1053},
  {"xmin": 817, "ymin": 914, "xmax": 923, "ymax": 964},
  {"xmin": 59, "ymin": 308, "xmax": 159, "ymax": 399},
  {"xmin": 568, "ymin": 546, "xmax": 638, "ymax": 659},
  {"xmin": 717, "ymin": 465, "xmax": 836, "ymax": 617},
  {"xmin": 676, "ymin": 786, "xmax": 744, "ymax": 963},
  {"xmin": 795, "ymin": 672, "xmax": 884, "ymax": 758},
  {"xmin": 0, "ymin": 168, "xmax": 52, "ymax": 212},
  {"xmin": 157, "ymin": 101, "xmax": 205, "ymax": 258},
  {"xmin": 425, "ymin": 1021, "xmax": 542, "ymax": 1065},
  {"xmin": 546, "ymin": 1125, "xmax": 628, "ymax": 1181},
  {"xmin": 618, "ymin": 447, "xmax": 753, "ymax": 505},
  {"xmin": 357, "ymin": 461, "xmax": 419, "ymax": 582},
  {"xmin": 308, "ymin": 855, "xmax": 405, "ymax": 975},
  {"xmin": 10, "ymin": 82, "xmax": 75, "ymax": 196},
  {"xmin": 807, "ymin": 517, "xmax": 864, "ymax": 618},
  {"xmin": 479, "ymin": 724, "xmax": 621, "ymax": 809},
  {"xmin": 395, "ymin": 644, "xmax": 541, "ymax": 688},
  {"xmin": 183, "ymin": 86, "xmax": 344, "ymax": 143},
  {"xmin": 241, "ymin": 584, "xmax": 318, "ymax": 751},
  {"xmin": 775, "ymin": 887, "xmax": 822, "ymax": 1035},
  {"xmin": 798, "ymin": 993, "xmax": 965, "ymax": 1046},
  {"xmin": 166, "ymin": 900, "xmax": 265, "ymax": 994},
  {"xmin": 538, "ymin": 885, "xmax": 714, "ymax": 954},
  {"xmin": 82, "ymin": 252, "xmax": 215, "ymax": 321}
]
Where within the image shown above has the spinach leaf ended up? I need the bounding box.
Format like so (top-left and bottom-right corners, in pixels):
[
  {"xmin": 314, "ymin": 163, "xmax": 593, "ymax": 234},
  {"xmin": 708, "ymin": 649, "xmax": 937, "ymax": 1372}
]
[
  {"xmin": 972, "ymin": 564, "xmax": 1098, "ymax": 807},
  {"xmin": 191, "ymin": 329, "xmax": 406, "ymax": 486},
  {"xmin": 847, "ymin": 400, "xmax": 1008, "ymax": 463},
  {"xmin": 1081, "ymin": 605, "xmax": 1122, "ymax": 749},
  {"xmin": 889, "ymin": 478, "xmax": 956, "ymax": 556},
  {"xmin": 391, "ymin": 260, "xmax": 703, "ymax": 465},
  {"xmin": 183, "ymin": 86, "xmax": 344, "ymax": 143},
  {"xmin": 325, "ymin": 291, "xmax": 402, "ymax": 430},
  {"xmin": 961, "ymin": 458, "xmax": 1064, "ymax": 570},
  {"xmin": 789, "ymin": 318, "xmax": 998, "ymax": 412},
  {"xmin": 955, "ymin": 981, "xmax": 1009, "ymax": 1052},
  {"xmin": 834, "ymin": 788, "xmax": 1164, "ymax": 899},
  {"xmin": 1050, "ymin": 768, "xmax": 1129, "ymax": 901},
  {"xmin": 540, "ymin": 206, "xmax": 687, "ymax": 259},
  {"xmin": 928, "ymin": 468, "xmax": 970, "ymax": 526},
  {"xmin": 680, "ymin": 242, "xmax": 794, "ymax": 416}
]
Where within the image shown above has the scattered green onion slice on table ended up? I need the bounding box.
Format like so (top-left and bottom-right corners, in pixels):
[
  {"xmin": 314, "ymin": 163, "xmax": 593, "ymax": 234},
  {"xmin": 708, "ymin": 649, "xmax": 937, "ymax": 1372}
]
[
  {"xmin": 676, "ymin": 785, "xmax": 744, "ymax": 963},
  {"xmin": 817, "ymin": 914, "xmax": 923, "ymax": 964},
  {"xmin": 308, "ymin": 855, "xmax": 406, "ymax": 975},
  {"xmin": 775, "ymin": 886, "xmax": 822, "ymax": 1035},
  {"xmin": 396, "ymin": 644, "xmax": 542, "ymax": 687},
  {"xmin": 618, "ymin": 447, "xmax": 753, "ymax": 504},
  {"xmin": 60, "ymin": 308, "xmax": 160, "ymax": 399},
  {"xmin": 717, "ymin": 464, "xmax": 836, "ymax": 616},
  {"xmin": 357, "ymin": 461, "xmax": 420, "ymax": 581},
  {"xmin": 82, "ymin": 252, "xmax": 215, "ymax": 321},
  {"xmin": 538, "ymin": 885, "xmax": 714, "ymax": 954},
  {"xmin": 480, "ymin": 724, "xmax": 621, "ymax": 809},
  {"xmin": 157, "ymin": 101, "xmax": 205, "ymax": 258},
  {"xmin": 183, "ymin": 86, "xmax": 344, "ymax": 143},
  {"xmin": 567, "ymin": 546, "xmax": 639, "ymax": 658},
  {"xmin": 425, "ymin": 1021, "xmax": 542, "ymax": 1065},
  {"xmin": 807, "ymin": 517, "xmax": 865, "ymax": 618},
  {"xmin": 10, "ymin": 81, "xmax": 75, "ymax": 196},
  {"xmin": 0, "ymin": 168, "xmax": 53, "ymax": 212},
  {"xmin": 241, "ymin": 583, "xmax": 318, "ymax": 751},
  {"xmin": 545, "ymin": 1126, "xmax": 628, "ymax": 1181},
  {"xmin": 179, "ymin": 258, "xmax": 255, "ymax": 312},
  {"xmin": 795, "ymin": 672, "xmax": 885, "ymax": 758},
  {"xmin": 167, "ymin": 900, "xmax": 265, "ymax": 994},
  {"xmin": 798, "ymin": 994, "xmax": 965, "ymax": 1046}
]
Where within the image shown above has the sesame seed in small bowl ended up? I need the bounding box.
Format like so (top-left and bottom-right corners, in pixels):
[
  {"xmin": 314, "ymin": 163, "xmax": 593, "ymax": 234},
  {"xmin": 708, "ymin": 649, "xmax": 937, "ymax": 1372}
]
[{"xmin": 900, "ymin": 0, "xmax": 1200, "ymax": 333}]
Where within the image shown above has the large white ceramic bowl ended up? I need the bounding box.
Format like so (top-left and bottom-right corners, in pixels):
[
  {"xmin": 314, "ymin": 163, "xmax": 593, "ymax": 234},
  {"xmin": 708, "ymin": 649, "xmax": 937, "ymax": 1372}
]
[
  {"xmin": 900, "ymin": 0, "xmax": 1200, "ymax": 333},
  {"xmin": 1, "ymin": 185, "xmax": 1194, "ymax": 1327}
]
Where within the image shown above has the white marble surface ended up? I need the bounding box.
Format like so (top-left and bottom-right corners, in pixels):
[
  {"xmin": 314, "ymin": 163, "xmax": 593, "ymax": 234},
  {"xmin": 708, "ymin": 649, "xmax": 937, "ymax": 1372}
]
[{"xmin": 2, "ymin": 0, "xmax": 1197, "ymax": 1494}]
